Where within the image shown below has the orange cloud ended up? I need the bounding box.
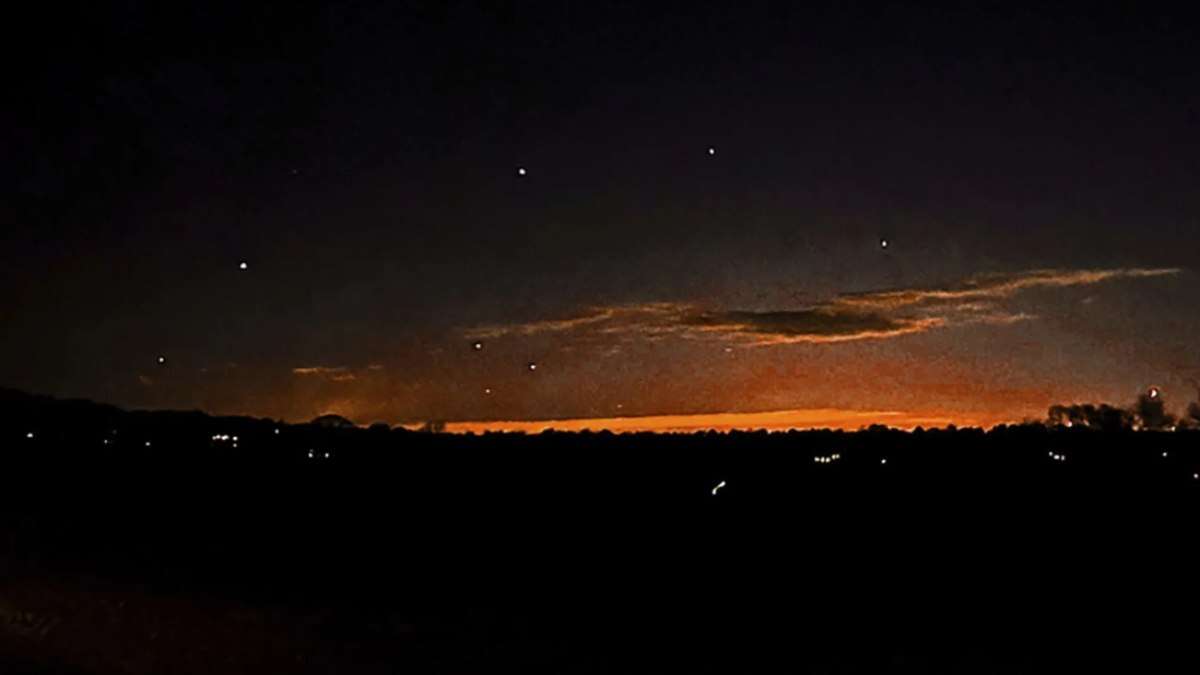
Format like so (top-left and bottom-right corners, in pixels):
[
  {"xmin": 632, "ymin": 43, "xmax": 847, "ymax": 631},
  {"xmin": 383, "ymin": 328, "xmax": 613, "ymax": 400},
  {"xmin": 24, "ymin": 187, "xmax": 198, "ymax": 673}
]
[{"xmin": 463, "ymin": 267, "xmax": 1177, "ymax": 346}]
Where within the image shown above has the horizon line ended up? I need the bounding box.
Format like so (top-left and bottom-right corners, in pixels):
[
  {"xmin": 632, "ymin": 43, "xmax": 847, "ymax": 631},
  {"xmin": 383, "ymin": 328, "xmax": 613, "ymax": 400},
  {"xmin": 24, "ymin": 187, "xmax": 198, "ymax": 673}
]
[{"xmin": 404, "ymin": 408, "xmax": 1020, "ymax": 434}]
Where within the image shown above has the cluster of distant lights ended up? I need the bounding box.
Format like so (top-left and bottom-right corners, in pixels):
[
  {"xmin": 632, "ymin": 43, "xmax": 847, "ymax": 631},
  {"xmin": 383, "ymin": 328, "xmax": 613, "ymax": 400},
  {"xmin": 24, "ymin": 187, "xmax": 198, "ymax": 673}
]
[
  {"xmin": 211, "ymin": 433, "xmax": 240, "ymax": 449},
  {"xmin": 1049, "ymin": 451, "xmax": 1068, "ymax": 463},
  {"xmin": 813, "ymin": 453, "xmax": 842, "ymax": 464},
  {"xmin": 307, "ymin": 449, "xmax": 332, "ymax": 460}
]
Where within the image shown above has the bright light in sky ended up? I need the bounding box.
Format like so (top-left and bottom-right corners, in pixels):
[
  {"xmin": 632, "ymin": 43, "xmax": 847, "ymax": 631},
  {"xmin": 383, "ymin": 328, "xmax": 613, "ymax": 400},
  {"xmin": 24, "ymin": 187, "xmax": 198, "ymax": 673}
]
[
  {"xmin": 712, "ymin": 480, "xmax": 726, "ymax": 496},
  {"xmin": 239, "ymin": 261, "xmax": 248, "ymax": 271},
  {"xmin": 517, "ymin": 167, "xmax": 527, "ymax": 176}
]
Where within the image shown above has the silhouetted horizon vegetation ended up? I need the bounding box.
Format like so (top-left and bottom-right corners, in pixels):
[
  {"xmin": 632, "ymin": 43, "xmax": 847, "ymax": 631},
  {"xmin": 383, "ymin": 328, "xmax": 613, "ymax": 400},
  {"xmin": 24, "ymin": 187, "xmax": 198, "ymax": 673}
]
[{"xmin": 4, "ymin": 385, "xmax": 1200, "ymax": 674}]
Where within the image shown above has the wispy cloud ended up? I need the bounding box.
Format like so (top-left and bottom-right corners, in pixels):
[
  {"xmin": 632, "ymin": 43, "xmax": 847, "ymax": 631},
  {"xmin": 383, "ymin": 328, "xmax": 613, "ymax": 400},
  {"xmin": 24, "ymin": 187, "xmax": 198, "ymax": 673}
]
[
  {"xmin": 292, "ymin": 366, "xmax": 361, "ymax": 382},
  {"xmin": 464, "ymin": 267, "xmax": 1179, "ymax": 346}
]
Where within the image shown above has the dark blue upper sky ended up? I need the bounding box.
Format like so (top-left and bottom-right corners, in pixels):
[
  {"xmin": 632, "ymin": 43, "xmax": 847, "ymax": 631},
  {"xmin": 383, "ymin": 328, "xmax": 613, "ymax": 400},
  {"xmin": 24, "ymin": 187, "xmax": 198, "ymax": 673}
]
[{"xmin": 3, "ymin": 1, "xmax": 1198, "ymax": 425}]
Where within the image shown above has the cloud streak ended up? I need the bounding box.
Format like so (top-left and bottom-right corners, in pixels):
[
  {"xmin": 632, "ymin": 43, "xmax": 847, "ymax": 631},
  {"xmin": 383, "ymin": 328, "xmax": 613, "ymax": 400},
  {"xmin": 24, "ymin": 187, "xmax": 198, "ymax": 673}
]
[
  {"xmin": 292, "ymin": 365, "xmax": 384, "ymax": 382},
  {"xmin": 464, "ymin": 267, "xmax": 1180, "ymax": 346}
]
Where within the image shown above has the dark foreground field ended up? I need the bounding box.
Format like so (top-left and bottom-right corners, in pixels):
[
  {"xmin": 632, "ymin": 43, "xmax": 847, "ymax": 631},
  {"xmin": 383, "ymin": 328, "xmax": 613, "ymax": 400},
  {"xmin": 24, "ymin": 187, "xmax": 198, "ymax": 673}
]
[{"xmin": 3, "ymin": 390, "xmax": 1200, "ymax": 673}]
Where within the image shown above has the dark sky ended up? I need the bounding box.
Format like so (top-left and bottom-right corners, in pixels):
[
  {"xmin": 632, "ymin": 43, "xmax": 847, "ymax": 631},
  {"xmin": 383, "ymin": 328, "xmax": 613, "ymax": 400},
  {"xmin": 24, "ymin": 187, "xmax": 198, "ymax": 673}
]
[{"xmin": 4, "ymin": 2, "xmax": 1198, "ymax": 428}]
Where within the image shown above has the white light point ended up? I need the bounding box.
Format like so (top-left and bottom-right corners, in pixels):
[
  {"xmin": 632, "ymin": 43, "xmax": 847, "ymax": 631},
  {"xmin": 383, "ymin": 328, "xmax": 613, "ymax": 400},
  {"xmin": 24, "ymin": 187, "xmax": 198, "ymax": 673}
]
[
  {"xmin": 323, "ymin": 452, "xmax": 331, "ymax": 459},
  {"xmin": 238, "ymin": 261, "xmax": 249, "ymax": 271},
  {"xmin": 26, "ymin": 432, "xmax": 34, "ymax": 439},
  {"xmin": 472, "ymin": 341, "xmax": 483, "ymax": 351},
  {"xmin": 880, "ymin": 238, "xmax": 889, "ymax": 249},
  {"xmin": 712, "ymin": 480, "xmax": 726, "ymax": 496},
  {"xmin": 880, "ymin": 458, "xmax": 887, "ymax": 465},
  {"xmin": 484, "ymin": 387, "xmax": 493, "ymax": 395},
  {"xmin": 527, "ymin": 362, "xmax": 537, "ymax": 371},
  {"xmin": 707, "ymin": 147, "xmax": 716, "ymax": 156},
  {"xmin": 1149, "ymin": 387, "xmax": 1160, "ymax": 399},
  {"xmin": 517, "ymin": 167, "xmax": 527, "ymax": 177},
  {"xmin": 157, "ymin": 356, "xmax": 166, "ymax": 365}
]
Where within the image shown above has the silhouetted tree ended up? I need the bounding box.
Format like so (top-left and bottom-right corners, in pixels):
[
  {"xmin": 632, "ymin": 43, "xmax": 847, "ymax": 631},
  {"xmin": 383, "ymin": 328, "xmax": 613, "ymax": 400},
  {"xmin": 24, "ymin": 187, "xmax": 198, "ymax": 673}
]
[
  {"xmin": 1134, "ymin": 392, "xmax": 1175, "ymax": 430},
  {"xmin": 311, "ymin": 414, "xmax": 356, "ymax": 429}
]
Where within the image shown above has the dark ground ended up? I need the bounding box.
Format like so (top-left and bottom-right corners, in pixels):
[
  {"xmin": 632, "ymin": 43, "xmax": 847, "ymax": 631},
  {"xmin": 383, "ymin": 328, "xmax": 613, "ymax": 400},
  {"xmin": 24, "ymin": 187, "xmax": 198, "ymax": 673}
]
[{"xmin": 3, "ymin": 389, "xmax": 1199, "ymax": 673}]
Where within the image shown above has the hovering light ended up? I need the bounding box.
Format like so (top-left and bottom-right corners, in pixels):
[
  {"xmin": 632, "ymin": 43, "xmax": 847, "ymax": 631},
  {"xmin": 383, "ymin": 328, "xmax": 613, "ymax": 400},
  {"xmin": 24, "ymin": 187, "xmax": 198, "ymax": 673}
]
[
  {"xmin": 274, "ymin": 428, "xmax": 280, "ymax": 435},
  {"xmin": 25, "ymin": 432, "xmax": 34, "ymax": 439},
  {"xmin": 156, "ymin": 355, "xmax": 166, "ymax": 365},
  {"xmin": 880, "ymin": 238, "xmax": 889, "ymax": 249},
  {"xmin": 103, "ymin": 439, "xmax": 109, "ymax": 445},
  {"xmin": 527, "ymin": 362, "xmax": 538, "ymax": 371},
  {"xmin": 484, "ymin": 387, "xmax": 493, "ymax": 395},
  {"xmin": 880, "ymin": 458, "xmax": 888, "ymax": 465},
  {"xmin": 145, "ymin": 441, "xmax": 152, "ymax": 447},
  {"xmin": 1049, "ymin": 451, "xmax": 1055, "ymax": 457},
  {"xmin": 1194, "ymin": 473, "xmax": 1199, "ymax": 480},
  {"xmin": 1162, "ymin": 451, "xmax": 1169, "ymax": 458},
  {"xmin": 1149, "ymin": 387, "xmax": 1160, "ymax": 399},
  {"xmin": 238, "ymin": 261, "xmax": 249, "ymax": 271},
  {"xmin": 307, "ymin": 450, "xmax": 314, "ymax": 459},
  {"xmin": 323, "ymin": 452, "xmax": 331, "ymax": 459},
  {"xmin": 517, "ymin": 167, "xmax": 527, "ymax": 176},
  {"xmin": 472, "ymin": 341, "xmax": 483, "ymax": 351},
  {"xmin": 723, "ymin": 346, "xmax": 733, "ymax": 353},
  {"xmin": 712, "ymin": 480, "xmax": 726, "ymax": 496},
  {"xmin": 707, "ymin": 147, "xmax": 716, "ymax": 156}
]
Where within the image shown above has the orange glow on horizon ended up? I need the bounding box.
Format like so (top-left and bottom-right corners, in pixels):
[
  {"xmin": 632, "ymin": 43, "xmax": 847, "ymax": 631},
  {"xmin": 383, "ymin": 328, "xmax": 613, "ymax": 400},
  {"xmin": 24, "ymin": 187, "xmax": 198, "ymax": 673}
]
[{"xmin": 438, "ymin": 408, "xmax": 1015, "ymax": 434}]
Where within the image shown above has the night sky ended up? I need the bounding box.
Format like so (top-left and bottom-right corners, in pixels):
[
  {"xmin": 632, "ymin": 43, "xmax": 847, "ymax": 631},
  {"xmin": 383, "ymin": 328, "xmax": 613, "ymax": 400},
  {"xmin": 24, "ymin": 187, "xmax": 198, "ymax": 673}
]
[{"xmin": 4, "ymin": 2, "xmax": 1198, "ymax": 429}]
